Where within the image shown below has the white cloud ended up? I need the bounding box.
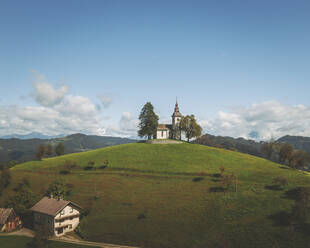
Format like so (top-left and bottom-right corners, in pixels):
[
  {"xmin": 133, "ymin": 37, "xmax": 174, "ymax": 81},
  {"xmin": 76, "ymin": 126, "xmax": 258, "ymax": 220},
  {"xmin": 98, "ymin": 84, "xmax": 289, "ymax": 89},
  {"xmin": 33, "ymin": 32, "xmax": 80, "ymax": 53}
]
[
  {"xmin": 55, "ymin": 95, "xmax": 97, "ymax": 117},
  {"xmin": 199, "ymin": 101, "xmax": 310, "ymax": 140},
  {"xmin": 0, "ymin": 71, "xmax": 107, "ymax": 137},
  {"xmin": 98, "ymin": 95, "xmax": 112, "ymax": 108},
  {"xmin": 105, "ymin": 112, "xmax": 139, "ymax": 137},
  {"xmin": 32, "ymin": 71, "xmax": 69, "ymax": 107},
  {"xmin": 0, "ymin": 104, "xmax": 105, "ymax": 136}
]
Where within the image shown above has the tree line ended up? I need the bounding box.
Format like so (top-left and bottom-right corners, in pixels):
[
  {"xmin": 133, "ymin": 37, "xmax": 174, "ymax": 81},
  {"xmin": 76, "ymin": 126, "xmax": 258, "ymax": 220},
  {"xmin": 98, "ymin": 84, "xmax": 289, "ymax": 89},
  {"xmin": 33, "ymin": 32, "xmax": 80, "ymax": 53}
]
[
  {"xmin": 196, "ymin": 134, "xmax": 310, "ymax": 171},
  {"xmin": 261, "ymin": 141, "xmax": 310, "ymax": 170},
  {"xmin": 138, "ymin": 102, "xmax": 202, "ymax": 141},
  {"xmin": 35, "ymin": 142, "xmax": 65, "ymax": 160}
]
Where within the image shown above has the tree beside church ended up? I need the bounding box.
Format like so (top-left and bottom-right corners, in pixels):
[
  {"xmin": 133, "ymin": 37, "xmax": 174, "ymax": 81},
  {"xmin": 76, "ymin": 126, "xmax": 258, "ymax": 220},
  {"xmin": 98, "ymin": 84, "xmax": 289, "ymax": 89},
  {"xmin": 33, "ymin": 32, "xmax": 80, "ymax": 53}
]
[
  {"xmin": 138, "ymin": 102, "xmax": 159, "ymax": 140},
  {"xmin": 179, "ymin": 115, "xmax": 202, "ymax": 142}
]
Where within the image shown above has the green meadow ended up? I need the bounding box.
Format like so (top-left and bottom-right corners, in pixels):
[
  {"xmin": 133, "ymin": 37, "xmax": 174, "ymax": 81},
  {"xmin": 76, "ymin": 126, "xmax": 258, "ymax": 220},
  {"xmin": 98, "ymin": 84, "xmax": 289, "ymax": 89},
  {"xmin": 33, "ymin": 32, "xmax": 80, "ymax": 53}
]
[{"xmin": 3, "ymin": 143, "xmax": 310, "ymax": 248}]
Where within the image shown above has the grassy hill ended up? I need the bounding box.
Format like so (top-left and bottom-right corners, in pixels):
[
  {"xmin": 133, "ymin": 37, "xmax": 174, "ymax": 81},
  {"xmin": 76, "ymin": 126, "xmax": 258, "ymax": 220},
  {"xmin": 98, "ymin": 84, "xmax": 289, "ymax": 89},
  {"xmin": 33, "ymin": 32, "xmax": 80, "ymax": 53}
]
[{"xmin": 3, "ymin": 143, "xmax": 310, "ymax": 248}]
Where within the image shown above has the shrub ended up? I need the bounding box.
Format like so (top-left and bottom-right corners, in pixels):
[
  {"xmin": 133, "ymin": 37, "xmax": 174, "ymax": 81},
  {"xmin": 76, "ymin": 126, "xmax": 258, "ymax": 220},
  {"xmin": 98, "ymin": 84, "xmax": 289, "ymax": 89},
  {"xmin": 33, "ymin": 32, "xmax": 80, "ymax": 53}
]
[
  {"xmin": 272, "ymin": 176, "xmax": 288, "ymax": 188},
  {"xmin": 0, "ymin": 169, "xmax": 11, "ymax": 189},
  {"xmin": 88, "ymin": 161, "xmax": 95, "ymax": 166},
  {"xmin": 291, "ymin": 187, "xmax": 310, "ymax": 223},
  {"xmin": 192, "ymin": 177, "xmax": 204, "ymax": 182},
  {"xmin": 59, "ymin": 170, "xmax": 70, "ymax": 175},
  {"xmin": 197, "ymin": 172, "xmax": 209, "ymax": 176},
  {"xmin": 221, "ymin": 173, "xmax": 238, "ymax": 192},
  {"xmin": 66, "ymin": 183, "xmax": 74, "ymax": 190},
  {"xmin": 45, "ymin": 179, "xmax": 72, "ymax": 199},
  {"xmin": 137, "ymin": 213, "xmax": 146, "ymax": 220},
  {"xmin": 220, "ymin": 166, "xmax": 225, "ymax": 176},
  {"xmin": 64, "ymin": 160, "xmax": 77, "ymax": 170},
  {"xmin": 93, "ymin": 195, "xmax": 100, "ymax": 200}
]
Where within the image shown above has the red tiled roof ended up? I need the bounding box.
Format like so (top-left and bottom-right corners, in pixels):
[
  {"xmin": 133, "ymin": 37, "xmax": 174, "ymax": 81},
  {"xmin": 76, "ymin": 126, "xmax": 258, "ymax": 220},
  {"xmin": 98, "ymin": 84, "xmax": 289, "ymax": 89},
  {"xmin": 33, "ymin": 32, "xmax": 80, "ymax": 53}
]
[{"xmin": 157, "ymin": 124, "xmax": 172, "ymax": 130}]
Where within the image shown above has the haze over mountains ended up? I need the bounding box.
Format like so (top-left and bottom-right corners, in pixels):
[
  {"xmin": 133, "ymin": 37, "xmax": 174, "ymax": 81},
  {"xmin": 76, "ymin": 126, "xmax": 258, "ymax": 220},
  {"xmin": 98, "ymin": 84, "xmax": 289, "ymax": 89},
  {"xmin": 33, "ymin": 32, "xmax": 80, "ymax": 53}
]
[
  {"xmin": 0, "ymin": 132, "xmax": 66, "ymax": 140},
  {"xmin": 0, "ymin": 133, "xmax": 136, "ymax": 165}
]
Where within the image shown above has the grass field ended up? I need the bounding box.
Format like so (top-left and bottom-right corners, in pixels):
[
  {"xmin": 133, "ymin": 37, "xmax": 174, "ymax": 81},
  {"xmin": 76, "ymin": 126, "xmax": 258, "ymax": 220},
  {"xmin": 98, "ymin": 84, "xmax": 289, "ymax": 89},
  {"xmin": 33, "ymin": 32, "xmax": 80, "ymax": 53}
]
[
  {"xmin": 0, "ymin": 236, "xmax": 98, "ymax": 248},
  {"xmin": 2, "ymin": 143, "xmax": 310, "ymax": 247}
]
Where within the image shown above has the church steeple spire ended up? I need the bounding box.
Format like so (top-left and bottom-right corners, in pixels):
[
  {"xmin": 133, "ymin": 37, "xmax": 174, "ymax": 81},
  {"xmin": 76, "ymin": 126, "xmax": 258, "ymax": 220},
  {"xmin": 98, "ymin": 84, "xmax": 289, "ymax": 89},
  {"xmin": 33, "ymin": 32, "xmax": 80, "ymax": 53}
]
[
  {"xmin": 174, "ymin": 99, "xmax": 179, "ymax": 113},
  {"xmin": 172, "ymin": 98, "xmax": 182, "ymax": 117}
]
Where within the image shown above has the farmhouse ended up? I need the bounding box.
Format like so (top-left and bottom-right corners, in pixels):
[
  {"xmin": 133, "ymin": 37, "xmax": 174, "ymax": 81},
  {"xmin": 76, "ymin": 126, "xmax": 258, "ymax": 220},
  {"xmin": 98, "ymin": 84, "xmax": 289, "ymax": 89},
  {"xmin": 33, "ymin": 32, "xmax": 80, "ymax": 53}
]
[
  {"xmin": 156, "ymin": 101, "xmax": 182, "ymax": 140},
  {"xmin": 0, "ymin": 208, "xmax": 22, "ymax": 232},
  {"xmin": 30, "ymin": 197, "xmax": 82, "ymax": 237}
]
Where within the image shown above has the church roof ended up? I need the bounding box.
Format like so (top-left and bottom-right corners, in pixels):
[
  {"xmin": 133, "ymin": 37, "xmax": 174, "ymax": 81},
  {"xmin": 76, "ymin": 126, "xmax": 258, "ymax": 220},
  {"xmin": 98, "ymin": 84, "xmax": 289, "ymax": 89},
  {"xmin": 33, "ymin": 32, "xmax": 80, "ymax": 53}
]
[{"xmin": 157, "ymin": 124, "xmax": 172, "ymax": 130}]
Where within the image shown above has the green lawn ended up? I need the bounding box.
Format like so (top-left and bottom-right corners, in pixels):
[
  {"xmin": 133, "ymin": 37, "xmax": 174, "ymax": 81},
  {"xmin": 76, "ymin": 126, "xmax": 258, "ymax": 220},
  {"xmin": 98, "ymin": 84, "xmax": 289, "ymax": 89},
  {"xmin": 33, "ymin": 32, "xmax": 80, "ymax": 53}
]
[
  {"xmin": 3, "ymin": 143, "xmax": 310, "ymax": 248},
  {"xmin": 0, "ymin": 236, "xmax": 98, "ymax": 248}
]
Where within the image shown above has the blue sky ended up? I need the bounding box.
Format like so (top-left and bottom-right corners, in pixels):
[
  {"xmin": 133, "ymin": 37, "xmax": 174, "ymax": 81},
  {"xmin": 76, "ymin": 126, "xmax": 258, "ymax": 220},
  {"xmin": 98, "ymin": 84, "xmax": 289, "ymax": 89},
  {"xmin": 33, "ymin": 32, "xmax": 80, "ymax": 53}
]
[{"xmin": 0, "ymin": 0, "xmax": 310, "ymax": 139}]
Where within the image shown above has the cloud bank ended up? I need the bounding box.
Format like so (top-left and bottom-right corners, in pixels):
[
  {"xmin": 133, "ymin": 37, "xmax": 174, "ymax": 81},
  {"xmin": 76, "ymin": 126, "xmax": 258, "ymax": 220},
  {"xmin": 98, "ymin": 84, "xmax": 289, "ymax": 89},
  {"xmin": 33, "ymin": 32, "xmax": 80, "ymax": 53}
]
[
  {"xmin": 200, "ymin": 101, "xmax": 310, "ymax": 140},
  {"xmin": 1, "ymin": 72, "xmax": 310, "ymax": 140},
  {"xmin": 0, "ymin": 72, "xmax": 105, "ymax": 136}
]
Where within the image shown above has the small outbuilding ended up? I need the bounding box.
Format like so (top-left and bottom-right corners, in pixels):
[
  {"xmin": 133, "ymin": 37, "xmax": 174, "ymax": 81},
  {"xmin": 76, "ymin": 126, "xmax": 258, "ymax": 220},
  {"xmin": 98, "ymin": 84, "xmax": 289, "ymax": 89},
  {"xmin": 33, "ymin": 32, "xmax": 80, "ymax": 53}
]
[
  {"xmin": 30, "ymin": 197, "xmax": 82, "ymax": 237},
  {"xmin": 0, "ymin": 208, "xmax": 22, "ymax": 232}
]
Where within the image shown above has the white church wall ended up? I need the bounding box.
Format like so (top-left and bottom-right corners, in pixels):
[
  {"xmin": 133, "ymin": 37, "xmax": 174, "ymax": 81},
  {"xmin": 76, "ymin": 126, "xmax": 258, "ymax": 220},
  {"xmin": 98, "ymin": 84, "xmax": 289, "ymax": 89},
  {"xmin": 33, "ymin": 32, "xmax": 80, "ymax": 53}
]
[{"xmin": 157, "ymin": 130, "xmax": 169, "ymax": 139}]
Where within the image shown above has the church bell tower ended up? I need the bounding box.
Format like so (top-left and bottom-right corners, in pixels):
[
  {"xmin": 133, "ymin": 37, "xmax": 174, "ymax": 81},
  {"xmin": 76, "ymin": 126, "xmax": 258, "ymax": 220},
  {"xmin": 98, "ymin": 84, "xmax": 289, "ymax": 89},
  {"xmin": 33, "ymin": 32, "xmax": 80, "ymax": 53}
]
[{"xmin": 172, "ymin": 100, "xmax": 182, "ymax": 139}]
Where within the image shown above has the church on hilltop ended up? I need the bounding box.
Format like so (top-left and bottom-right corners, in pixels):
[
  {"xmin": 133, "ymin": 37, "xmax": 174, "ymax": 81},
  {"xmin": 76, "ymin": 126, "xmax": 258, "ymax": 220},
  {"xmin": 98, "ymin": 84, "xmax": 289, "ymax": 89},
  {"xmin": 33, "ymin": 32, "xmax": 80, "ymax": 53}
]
[{"xmin": 156, "ymin": 101, "xmax": 182, "ymax": 140}]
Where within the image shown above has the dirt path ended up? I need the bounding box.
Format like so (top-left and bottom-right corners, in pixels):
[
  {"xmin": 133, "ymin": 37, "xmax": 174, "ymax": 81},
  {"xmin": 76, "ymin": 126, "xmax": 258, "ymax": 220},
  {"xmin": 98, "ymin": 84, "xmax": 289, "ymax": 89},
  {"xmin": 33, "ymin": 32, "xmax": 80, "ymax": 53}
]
[
  {"xmin": 3, "ymin": 228, "xmax": 34, "ymax": 237},
  {"xmin": 1, "ymin": 228, "xmax": 139, "ymax": 248},
  {"xmin": 51, "ymin": 237, "xmax": 139, "ymax": 248}
]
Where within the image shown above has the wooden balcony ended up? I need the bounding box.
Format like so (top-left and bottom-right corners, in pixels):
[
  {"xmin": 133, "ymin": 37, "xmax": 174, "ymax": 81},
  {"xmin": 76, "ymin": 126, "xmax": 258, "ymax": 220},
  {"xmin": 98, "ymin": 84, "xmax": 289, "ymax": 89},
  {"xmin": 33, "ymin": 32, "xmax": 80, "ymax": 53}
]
[{"xmin": 54, "ymin": 213, "xmax": 80, "ymax": 221}]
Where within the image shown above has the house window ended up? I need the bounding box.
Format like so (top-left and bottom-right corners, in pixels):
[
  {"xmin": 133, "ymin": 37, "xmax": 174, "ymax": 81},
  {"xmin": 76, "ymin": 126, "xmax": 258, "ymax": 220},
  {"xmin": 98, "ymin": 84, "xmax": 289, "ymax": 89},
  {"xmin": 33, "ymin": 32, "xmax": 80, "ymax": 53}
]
[
  {"xmin": 70, "ymin": 207, "xmax": 73, "ymax": 213},
  {"xmin": 69, "ymin": 224, "xmax": 72, "ymax": 229},
  {"xmin": 161, "ymin": 131, "xmax": 164, "ymax": 137}
]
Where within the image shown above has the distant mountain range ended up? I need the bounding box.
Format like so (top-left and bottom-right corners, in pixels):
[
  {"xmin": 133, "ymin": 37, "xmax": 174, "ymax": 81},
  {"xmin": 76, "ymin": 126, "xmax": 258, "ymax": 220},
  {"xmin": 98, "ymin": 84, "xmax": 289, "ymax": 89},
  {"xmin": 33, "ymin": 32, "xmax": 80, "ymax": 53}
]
[
  {"xmin": 0, "ymin": 133, "xmax": 136, "ymax": 165},
  {"xmin": 0, "ymin": 132, "xmax": 66, "ymax": 139},
  {"xmin": 194, "ymin": 133, "xmax": 310, "ymax": 159},
  {"xmin": 193, "ymin": 134, "xmax": 263, "ymax": 157}
]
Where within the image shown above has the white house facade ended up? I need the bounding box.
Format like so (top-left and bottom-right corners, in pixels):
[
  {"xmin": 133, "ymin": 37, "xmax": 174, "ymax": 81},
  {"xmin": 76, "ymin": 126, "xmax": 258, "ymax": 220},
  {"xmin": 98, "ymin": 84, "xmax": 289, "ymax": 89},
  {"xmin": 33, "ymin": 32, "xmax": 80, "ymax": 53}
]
[
  {"xmin": 156, "ymin": 101, "xmax": 182, "ymax": 140},
  {"xmin": 30, "ymin": 197, "xmax": 82, "ymax": 237}
]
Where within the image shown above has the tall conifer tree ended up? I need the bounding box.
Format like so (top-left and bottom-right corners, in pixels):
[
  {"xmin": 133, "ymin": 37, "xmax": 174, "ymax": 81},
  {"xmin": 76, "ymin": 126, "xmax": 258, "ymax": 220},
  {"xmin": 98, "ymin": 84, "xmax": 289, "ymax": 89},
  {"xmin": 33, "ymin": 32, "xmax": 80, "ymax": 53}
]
[{"xmin": 138, "ymin": 102, "xmax": 159, "ymax": 140}]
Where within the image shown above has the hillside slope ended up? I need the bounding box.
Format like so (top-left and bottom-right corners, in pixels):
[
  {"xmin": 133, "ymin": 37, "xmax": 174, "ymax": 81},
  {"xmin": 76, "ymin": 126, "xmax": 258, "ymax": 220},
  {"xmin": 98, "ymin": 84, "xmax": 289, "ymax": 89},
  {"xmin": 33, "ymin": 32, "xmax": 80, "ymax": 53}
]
[
  {"xmin": 4, "ymin": 143, "xmax": 310, "ymax": 248},
  {"xmin": 14, "ymin": 142, "xmax": 310, "ymax": 184}
]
